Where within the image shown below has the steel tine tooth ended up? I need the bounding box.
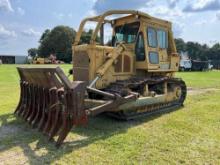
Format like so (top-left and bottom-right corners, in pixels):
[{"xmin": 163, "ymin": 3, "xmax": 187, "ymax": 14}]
[
  {"xmin": 55, "ymin": 90, "xmax": 67, "ymax": 146},
  {"xmin": 48, "ymin": 89, "xmax": 63, "ymax": 141},
  {"xmin": 18, "ymin": 82, "xmax": 28, "ymax": 117},
  {"xmin": 27, "ymin": 85, "xmax": 36, "ymax": 122},
  {"xmin": 32, "ymin": 87, "xmax": 43, "ymax": 128},
  {"xmin": 16, "ymin": 81, "xmax": 25, "ymax": 116},
  {"xmin": 23, "ymin": 85, "xmax": 33, "ymax": 121},
  {"xmin": 27, "ymin": 85, "xmax": 38, "ymax": 125},
  {"xmin": 49, "ymin": 89, "xmax": 58, "ymax": 136},
  {"xmin": 20, "ymin": 83, "xmax": 30, "ymax": 118},
  {"xmin": 36, "ymin": 88, "xmax": 44, "ymax": 127},
  {"xmin": 56, "ymin": 90, "xmax": 66, "ymax": 137},
  {"xmin": 56, "ymin": 86, "xmax": 86, "ymax": 147},
  {"xmin": 56, "ymin": 90, "xmax": 72, "ymax": 147},
  {"xmin": 44, "ymin": 89, "xmax": 56, "ymax": 135},
  {"xmin": 56, "ymin": 117, "xmax": 72, "ymax": 148},
  {"xmin": 56, "ymin": 89, "xmax": 65, "ymax": 133},
  {"xmin": 43, "ymin": 88, "xmax": 56, "ymax": 135},
  {"xmin": 17, "ymin": 82, "xmax": 25, "ymax": 117},
  {"xmin": 15, "ymin": 81, "xmax": 24, "ymax": 115},
  {"xmin": 22, "ymin": 84, "xmax": 32, "ymax": 120},
  {"xmin": 38, "ymin": 88, "xmax": 48, "ymax": 131},
  {"xmin": 24, "ymin": 84, "xmax": 34, "ymax": 121},
  {"xmin": 42, "ymin": 88, "xmax": 52, "ymax": 135},
  {"xmin": 14, "ymin": 81, "xmax": 23, "ymax": 115}
]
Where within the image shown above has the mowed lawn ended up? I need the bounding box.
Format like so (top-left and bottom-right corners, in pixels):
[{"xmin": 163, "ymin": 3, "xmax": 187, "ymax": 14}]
[{"xmin": 0, "ymin": 64, "xmax": 220, "ymax": 164}]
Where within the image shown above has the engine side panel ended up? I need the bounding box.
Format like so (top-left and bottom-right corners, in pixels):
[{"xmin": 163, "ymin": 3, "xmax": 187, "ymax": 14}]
[{"xmin": 73, "ymin": 45, "xmax": 134, "ymax": 89}]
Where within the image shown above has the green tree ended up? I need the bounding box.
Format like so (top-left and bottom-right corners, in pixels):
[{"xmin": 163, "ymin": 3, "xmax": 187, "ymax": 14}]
[
  {"xmin": 38, "ymin": 26, "xmax": 102, "ymax": 62},
  {"xmin": 28, "ymin": 48, "xmax": 38, "ymax": 57},
  {"xmin": 185, "ymin": 42, "xmax": 208, "ymax": 60},
  {"xmin": 38, "ymin": 26, "xmax": 76, "ymax": 62},
  {"xmin": 39, "ymin": 29, "xmax": 50, "ymax": 43},
  {"xmin": 175, "ymin": 38, "xmax": 186, "ymax": 53},
  {"xmin": 208, "ymin": 43, "xmax": 220, "ymax": 60},
  {"xmin": 80, "ymin": 29, "xmax": 93, "ymax": 44},
  {"xmin": 174, "ymin": 38, "xmax": 218, "ymax": 60},
  {"xmin": 79, "ymin": 29, "xmax": 101, "ymax": 44},
  {"xmin": 212, "ymin": 43, "xmax": 220, "ymax": 50}
]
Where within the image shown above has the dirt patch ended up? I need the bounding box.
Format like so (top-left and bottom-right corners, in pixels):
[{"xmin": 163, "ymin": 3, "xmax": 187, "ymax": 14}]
[
  {"xmin": 0, "ymin": 146, "xmax": 29, "ymax": 165},
  {"xmin": 187, "ymin": 87, "xmax": 220, "ymax": 95}
]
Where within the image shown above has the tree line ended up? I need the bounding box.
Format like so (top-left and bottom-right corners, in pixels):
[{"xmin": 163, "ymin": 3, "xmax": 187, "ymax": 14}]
[
  {"xmin": 28, "ymin": 26, "xmax": 220, "ymax": 63},
  {"xmin": 28, "ymin": 26, "xmax": 94, "ymax": 63},
  {"xmin": 175, "ymin": 38, "xmax": 220, "ymax": 61}
]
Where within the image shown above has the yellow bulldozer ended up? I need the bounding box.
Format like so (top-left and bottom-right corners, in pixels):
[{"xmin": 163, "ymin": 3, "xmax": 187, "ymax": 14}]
[
  {"xmin": 32, "ymin": 57, "xmax": 45, "ymax": 64},
  {"xmin": 14, "ymin": 10, "xmax": 186, "ymax": 147}
]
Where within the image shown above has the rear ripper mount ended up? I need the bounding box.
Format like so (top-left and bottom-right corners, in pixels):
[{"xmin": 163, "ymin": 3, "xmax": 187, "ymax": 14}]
[{"xmin": 14, "ymin": 67, "xmax": 136, "ymax": 147}]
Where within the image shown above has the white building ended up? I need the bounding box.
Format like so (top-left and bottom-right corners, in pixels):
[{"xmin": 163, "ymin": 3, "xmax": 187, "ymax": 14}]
[{"xmin": 0, "ymin": 55, "xmax": 27, "ymax": 64}]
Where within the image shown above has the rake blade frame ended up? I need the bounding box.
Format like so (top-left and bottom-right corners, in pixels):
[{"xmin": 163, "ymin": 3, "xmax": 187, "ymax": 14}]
[{"xmin": 15, "ymin": 67, "xmax": 87, "ymax": 146}]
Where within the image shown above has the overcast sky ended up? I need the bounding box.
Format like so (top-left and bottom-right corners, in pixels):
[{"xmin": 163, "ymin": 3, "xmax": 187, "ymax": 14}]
[{"xmin": 0, "ymin": 0, "xmax": 220, "ymax": 55}]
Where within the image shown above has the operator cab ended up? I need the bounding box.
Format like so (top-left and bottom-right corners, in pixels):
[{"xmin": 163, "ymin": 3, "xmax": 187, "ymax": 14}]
[
  {"xmin": 73, "ymin": 10, "xmax": 179, "ymax": 84},
  {"xmin": 111, "ymin": 15, "xmax": 174, "ymax": 72}
]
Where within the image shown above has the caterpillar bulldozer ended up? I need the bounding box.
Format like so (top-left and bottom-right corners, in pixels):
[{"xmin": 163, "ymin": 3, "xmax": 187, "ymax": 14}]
[{"xmin": 14, "ymin": 10, "xmax": 187, "ymax": 147}]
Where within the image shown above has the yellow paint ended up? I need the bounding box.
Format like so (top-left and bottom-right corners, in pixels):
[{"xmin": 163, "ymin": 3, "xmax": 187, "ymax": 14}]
[{"xmin": 73, "ymin": 10, "xmax": 179, "ymax": 89}]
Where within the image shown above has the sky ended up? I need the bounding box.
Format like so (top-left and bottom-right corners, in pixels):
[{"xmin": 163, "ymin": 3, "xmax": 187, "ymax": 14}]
[{"xmin": 0, "ymin": 0, "xmax": 220, "ymax": 55}]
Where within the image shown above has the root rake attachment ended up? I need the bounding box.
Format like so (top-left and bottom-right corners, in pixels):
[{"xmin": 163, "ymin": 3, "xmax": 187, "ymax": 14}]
[{"xmin": 14, "ymin": 67, "xmax": 87, "ymax": 147}]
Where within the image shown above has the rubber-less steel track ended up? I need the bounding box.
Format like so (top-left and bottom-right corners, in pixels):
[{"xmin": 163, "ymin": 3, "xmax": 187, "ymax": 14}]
[{"xmin": 105, "ymin": 77, "xmax": 187, "ymax": 120}]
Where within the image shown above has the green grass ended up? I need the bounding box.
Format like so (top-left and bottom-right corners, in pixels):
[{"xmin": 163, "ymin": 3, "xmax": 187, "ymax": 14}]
[
  {"xmin": 176, "ymin": 70, "xmax": 220, "ymax": 89},
  {"xmin": 0, "ymin": 65, "xmax": 220, "ymax": 164}
]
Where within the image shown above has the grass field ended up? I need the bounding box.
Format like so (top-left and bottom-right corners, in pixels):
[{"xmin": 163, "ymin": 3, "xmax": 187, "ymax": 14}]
[{"xmin": 0, "ymin": 64, "xmax": 220, "ymax": 164}]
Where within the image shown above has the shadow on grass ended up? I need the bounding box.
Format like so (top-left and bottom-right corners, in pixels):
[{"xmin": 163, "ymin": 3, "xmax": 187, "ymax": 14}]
[{"xmin": 0, "ymin": 107, "xmax": 183, "ymax": 164}]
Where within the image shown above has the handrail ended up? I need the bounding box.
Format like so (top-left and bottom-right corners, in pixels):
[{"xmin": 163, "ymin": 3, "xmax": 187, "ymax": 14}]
[{"xmin": 73, "ymin": 10, "xmax": 151, "ymax": 46}]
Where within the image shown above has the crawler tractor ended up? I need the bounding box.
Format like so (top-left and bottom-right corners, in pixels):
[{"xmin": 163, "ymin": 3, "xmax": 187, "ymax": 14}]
[{"xmin": 14, "ymin": 10, "xmax": 187, "ymax": 147}]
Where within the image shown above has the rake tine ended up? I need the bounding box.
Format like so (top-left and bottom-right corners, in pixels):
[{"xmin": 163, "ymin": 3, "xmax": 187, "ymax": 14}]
[
  {"xmin": 22, "ymin": 84, "xmax": 32, "ymax": 120},
  {"xmin": 26, "ymin": 85, "xmax": 36, "ymax": 121},
  {"xmin": 15, "ymin": 67, "xmax": 87, "ymax": 147},
  {"xmin": 24, "ymin": 84, "xmax": 34, "ymax": 121},
  {"xmin": 27, "ymin": 85, "xmax": 38, "ymax": 125},
  {"xmin": 38, "ymin": 88, "xmax": 48, "ymax": 131},
  {"xmin": 56, "ymin": 117, "xmax": 72, "ymax": 148},
  {"xmin": 56, "ymin": 90, "xmax": 72, "ymax": 147},
  {"xmin": 17, "ymin": 82, "xmax": 28, "ymax": 117},
  {"xmin": 31, "ymin": 87, "xmax": 44, "ymax": 128},
  {"xmin": 48, "ymin": 89, "xmax": 63, "ymax": 141},
  {"xmin": 23, "ymin": 83, "xmax": 31, "ymax": 118},
  {"xmin": 14, "ymin": 81, "xmax": 23, "ymax": 115},
  {"xmin": 43, "ymin": 88, "xmax": 56, "ymax": 135}
]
